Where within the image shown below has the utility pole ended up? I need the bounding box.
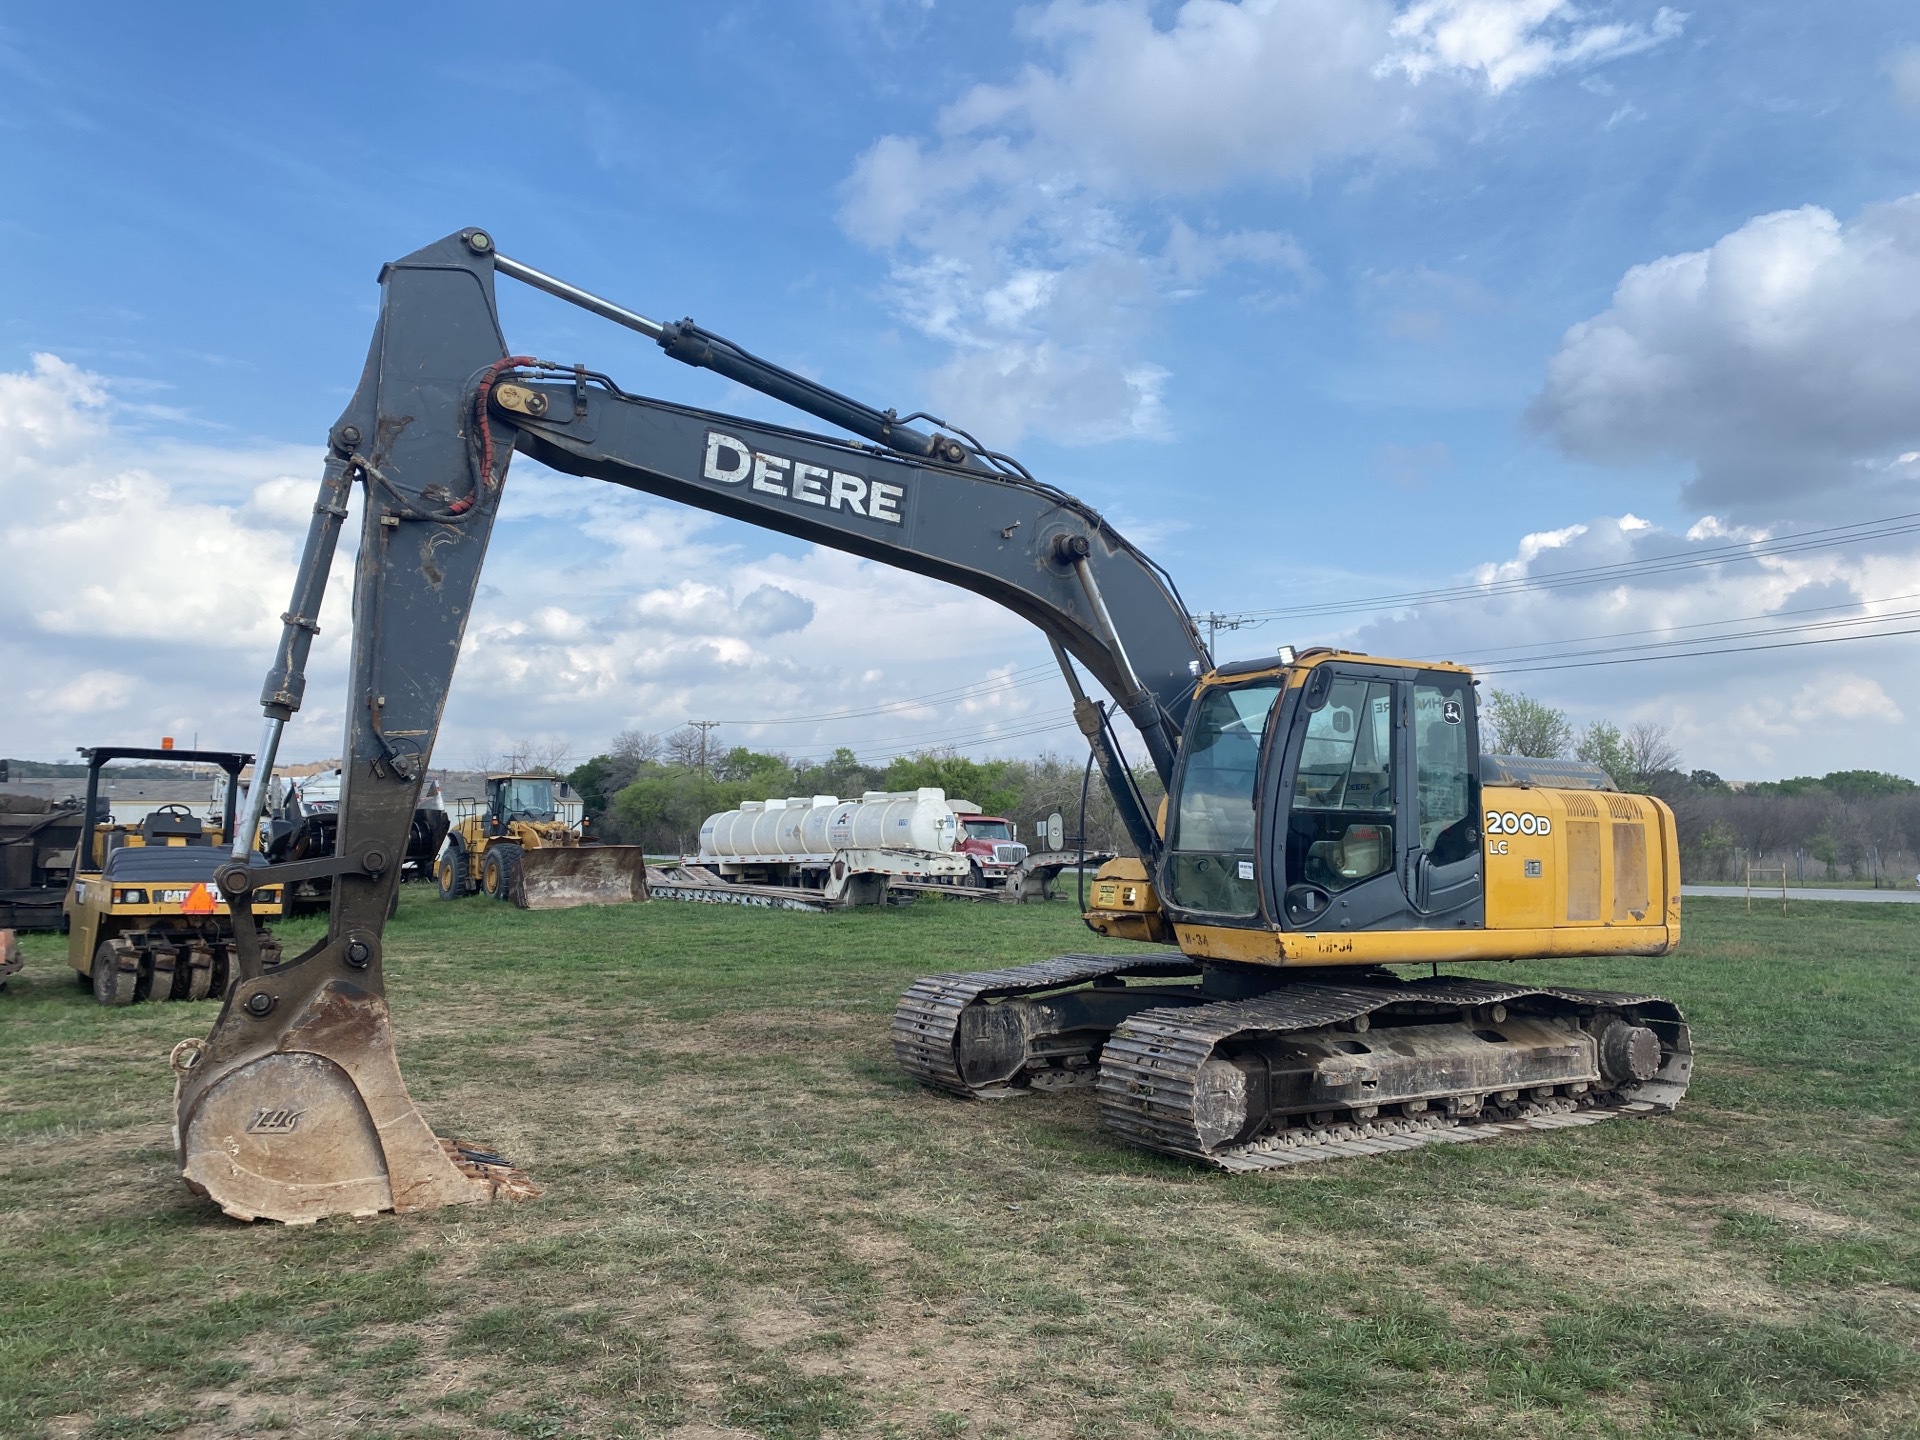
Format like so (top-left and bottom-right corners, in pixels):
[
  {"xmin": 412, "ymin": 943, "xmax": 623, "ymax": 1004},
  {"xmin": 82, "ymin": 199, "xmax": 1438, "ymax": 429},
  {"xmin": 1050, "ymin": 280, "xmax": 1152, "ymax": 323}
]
[
  {"xmin": 688, "ymin": 720, "xmax": 721, "ymax": 776},
  {"xmin": 1194, "ymin": 610, "xmax": 1268, "ymax": 652}
]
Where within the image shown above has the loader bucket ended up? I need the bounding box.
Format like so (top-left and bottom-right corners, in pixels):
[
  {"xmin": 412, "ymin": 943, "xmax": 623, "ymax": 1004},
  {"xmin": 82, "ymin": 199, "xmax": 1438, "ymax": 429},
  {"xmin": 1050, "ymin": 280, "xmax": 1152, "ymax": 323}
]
[{"xmin": 517, "ymin": 845, "xmax": 650, "ymax": 909}]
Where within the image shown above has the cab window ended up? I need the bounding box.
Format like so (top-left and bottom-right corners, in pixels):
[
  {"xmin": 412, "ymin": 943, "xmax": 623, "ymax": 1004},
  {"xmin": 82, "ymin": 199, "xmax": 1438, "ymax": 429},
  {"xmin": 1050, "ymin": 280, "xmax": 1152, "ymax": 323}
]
[
  {"xmin": 1165, "ymin": 680, "xmax": 1281, "ymax": 916},
  {"xmin": 1288, "ymin": 678, "xmax": 1395, "ymax": 893},
  {"xmin": 1414, "ymin": 681, "xmax": 1475, "ymax": 864},
  {"xmin": 498, "ymin": 778, "xmax": 556, "ymax": 819}
]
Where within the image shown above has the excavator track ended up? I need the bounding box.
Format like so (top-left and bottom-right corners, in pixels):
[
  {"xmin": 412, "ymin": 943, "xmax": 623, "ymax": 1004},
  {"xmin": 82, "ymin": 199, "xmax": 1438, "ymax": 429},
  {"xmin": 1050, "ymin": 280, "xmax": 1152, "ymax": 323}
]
[
  {"xmin": 1097, "ymin": 977, "xmax": 1690, "ymax": 1171},
  {"xmin": 892, "ymin": 952, "xmax": 1202, "ymax": 1097}
]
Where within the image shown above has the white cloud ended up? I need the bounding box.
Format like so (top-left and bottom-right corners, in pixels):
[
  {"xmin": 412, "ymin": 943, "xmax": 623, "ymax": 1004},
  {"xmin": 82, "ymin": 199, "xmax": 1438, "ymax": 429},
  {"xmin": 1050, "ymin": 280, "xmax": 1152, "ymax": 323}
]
[
  {"xmin": 840, "ymin": 0, "xmax": 1682, "ymax": 443},
  {"xmin": 1529, "ymin": 195, "xmax": 1920, "ymax": 512},
  {"xmin": 0, "ymin": 356, "xmax": 1083, "ymax": 772},
  {"xmin": 1806, "ymin": 675, "xmax": 1903, "ymax": 723},
  {"xmin": 0, "ymin": 355, "xmax": 338, "ymax": 756},
  {"xmin": 1388, "ymin": 1, "xmax": 1686, "ymax": 94},
  {"xmin": 28, "ymin": 669, "xmax": 137, "ymax": 716},
  {"xmin": 1337, "ymin": 510, "xmax": 1920, "ymax": 778}
]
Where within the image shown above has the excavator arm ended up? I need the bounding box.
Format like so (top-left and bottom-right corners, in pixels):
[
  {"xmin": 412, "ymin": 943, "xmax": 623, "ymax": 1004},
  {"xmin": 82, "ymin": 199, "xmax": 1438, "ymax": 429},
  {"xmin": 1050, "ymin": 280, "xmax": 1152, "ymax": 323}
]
[{"xmin": 175, "ymin": 228, "xmax": 1208, "ymax": 1223}]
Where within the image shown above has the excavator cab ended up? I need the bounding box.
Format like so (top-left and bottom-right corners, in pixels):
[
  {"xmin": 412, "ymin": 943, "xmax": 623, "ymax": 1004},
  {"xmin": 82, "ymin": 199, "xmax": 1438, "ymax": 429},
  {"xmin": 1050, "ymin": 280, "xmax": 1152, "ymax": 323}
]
[{"xmin": 1158, "ymin": 655, "xmax": 1485, "ymax": 937}]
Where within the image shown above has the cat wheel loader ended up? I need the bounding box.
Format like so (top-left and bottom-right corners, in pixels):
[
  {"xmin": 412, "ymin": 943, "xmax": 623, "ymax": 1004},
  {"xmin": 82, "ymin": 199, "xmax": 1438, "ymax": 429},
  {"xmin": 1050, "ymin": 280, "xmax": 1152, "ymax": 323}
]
[
  {"xmin": 436, "ymin": 773, "xmax": 645, "ymax": 909},
  {"xmin": 172, "ymin": 230, "xmax": 1688, "ymax": 1224}
]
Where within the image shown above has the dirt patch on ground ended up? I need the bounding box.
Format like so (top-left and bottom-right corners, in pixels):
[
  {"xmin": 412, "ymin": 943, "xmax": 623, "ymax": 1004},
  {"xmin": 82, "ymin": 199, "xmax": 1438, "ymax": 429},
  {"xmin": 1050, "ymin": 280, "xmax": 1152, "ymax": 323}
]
[{"xmin": 1732, "ymin": 1195, "xmax": 1869, "ymax": 1234}]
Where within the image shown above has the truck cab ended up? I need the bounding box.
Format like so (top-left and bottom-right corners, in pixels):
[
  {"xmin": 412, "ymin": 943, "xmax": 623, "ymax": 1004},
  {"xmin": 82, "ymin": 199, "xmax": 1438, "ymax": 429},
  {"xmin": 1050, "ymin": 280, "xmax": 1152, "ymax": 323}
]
[{"xmin": 949, "ymin": 803, "xmax": 1029, "ymax": 887}]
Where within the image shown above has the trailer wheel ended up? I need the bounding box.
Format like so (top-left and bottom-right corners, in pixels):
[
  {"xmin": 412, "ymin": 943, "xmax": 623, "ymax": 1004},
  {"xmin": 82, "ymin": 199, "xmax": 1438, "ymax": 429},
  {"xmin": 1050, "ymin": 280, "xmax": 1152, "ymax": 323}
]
[{"xmin": 91, "ymin": 939, "xmax": 138, "ymax": 1007}]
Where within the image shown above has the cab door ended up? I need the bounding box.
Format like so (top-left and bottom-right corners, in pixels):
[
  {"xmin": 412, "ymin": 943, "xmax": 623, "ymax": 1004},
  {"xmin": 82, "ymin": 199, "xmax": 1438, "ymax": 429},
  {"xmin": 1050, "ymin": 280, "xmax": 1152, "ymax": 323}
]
[
  {"xmin": 1266, "ymin": 663, "xmax": 1483, "ymax": 932},
  {"xmin": 1403, "ymin": 671, "xmax": 1484, "ymax": 924}
]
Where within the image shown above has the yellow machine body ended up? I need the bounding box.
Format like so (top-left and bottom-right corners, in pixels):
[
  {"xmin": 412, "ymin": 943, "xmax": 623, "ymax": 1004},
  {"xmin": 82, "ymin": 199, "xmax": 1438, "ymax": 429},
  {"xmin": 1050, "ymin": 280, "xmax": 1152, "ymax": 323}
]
[
  {"xmin": 437, "ymin": 774, "xmax": 647, "ymax": 909},
  {"xmin": 1082, "ymin": 651, "xmax": 1681, "ymax": 969},
  {"xmin": 66, "ymin": 813, "xmax": 284, "ymax": 1005}
]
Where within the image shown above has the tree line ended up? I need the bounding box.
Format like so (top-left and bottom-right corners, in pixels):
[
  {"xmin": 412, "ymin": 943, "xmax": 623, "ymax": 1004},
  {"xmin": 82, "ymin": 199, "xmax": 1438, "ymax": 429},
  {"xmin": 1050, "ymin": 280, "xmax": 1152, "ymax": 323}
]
[
  {"xmin": 562, "ymin": 699, "xmax": 1919, "ymax": 885},
  {"xmin": 1484, "ymin": 691, "xmax": 1920, "ymax": 886},
  {"xmin": 568, "ymin": 725, "xmax": 1162, "ymax": 858}
]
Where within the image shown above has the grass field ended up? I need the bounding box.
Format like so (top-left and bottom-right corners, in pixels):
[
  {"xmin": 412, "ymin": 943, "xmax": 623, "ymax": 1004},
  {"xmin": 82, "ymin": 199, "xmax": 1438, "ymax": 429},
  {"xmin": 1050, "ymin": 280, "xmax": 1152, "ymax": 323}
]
[{"xmin": 3, "ymin": 894, "xmax": 1916, "ymax": 1440}]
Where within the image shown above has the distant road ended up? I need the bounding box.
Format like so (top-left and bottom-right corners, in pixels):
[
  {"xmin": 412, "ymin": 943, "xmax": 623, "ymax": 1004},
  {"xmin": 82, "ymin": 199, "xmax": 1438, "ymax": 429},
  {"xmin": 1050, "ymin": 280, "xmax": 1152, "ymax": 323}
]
[{"xmin": 1682, "ymin": 885, "xmax": 1920, "ymax": 905}]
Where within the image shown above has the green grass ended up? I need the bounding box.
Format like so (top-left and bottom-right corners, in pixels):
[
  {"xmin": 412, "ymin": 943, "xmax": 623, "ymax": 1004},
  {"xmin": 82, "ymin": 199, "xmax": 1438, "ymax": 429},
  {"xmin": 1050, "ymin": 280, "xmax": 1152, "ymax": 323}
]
[{"xmin": 2, "ymin": 895, "xmax": 1916, "ymax": 1438}]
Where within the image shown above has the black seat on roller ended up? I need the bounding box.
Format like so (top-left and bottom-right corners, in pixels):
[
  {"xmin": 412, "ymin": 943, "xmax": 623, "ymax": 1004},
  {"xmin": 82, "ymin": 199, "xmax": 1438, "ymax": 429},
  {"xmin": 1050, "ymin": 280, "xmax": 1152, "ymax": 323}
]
[{"xmin": 140, "ymin": 810, "xmax": 205, "ymax": 843}]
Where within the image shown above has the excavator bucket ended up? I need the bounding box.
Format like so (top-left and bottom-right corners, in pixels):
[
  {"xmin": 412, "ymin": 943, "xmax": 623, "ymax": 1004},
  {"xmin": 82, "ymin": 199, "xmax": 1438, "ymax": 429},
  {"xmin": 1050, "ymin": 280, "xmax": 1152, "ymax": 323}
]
[
  {"xmin": 516, "ymin": 845, "xmax": 650, "ymax": 910},
  {"xmin": 173, "ymin": 974, "xmax": 540, "ymax": 1224}
]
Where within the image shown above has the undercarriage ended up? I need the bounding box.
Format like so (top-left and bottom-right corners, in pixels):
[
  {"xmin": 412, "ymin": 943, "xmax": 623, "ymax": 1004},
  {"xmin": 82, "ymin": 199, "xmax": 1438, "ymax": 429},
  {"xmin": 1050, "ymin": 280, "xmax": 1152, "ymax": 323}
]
[{"xmin": 894, "ymin": 954, "xmax": 1691, "ymax": 1170}]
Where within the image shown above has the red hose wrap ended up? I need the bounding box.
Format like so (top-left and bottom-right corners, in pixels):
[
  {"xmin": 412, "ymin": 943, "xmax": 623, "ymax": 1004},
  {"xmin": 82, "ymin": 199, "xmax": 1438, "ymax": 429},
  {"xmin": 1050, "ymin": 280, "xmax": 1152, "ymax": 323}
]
[{"xmin": 451, "ymin": 354, "xmax": 543, "ymax": 514}]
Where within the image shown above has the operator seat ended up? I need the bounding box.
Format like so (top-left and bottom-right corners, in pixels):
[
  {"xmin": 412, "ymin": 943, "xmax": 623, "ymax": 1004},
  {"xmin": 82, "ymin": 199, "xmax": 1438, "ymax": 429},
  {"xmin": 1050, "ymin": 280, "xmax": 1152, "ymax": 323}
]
[{"xmin": 140, "ymin": 810, "xmax": 206, "ymax": 845}]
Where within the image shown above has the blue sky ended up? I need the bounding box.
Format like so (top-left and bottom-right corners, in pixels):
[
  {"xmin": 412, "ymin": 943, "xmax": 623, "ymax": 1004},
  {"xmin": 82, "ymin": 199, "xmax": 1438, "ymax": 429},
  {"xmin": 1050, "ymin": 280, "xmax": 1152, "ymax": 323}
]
[{"xmin": 4, "ymin": 1, "xmax": 1919, "ymax": 780}]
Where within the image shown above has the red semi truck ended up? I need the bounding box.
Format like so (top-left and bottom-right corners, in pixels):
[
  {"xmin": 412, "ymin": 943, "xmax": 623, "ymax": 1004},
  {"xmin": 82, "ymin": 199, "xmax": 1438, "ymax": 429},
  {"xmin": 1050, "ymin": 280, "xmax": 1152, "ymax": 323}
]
[{"xmin": 949, "ymin": 804, "xmax": 1028, "ymax": 888}]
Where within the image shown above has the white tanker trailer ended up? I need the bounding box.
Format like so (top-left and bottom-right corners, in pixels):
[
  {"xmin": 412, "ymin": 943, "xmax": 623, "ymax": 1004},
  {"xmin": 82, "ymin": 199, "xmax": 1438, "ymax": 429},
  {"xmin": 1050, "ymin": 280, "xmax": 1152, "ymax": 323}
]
[{"xmin": 695, "ymin": 788, "xmax": 1027, "ymax": 893}]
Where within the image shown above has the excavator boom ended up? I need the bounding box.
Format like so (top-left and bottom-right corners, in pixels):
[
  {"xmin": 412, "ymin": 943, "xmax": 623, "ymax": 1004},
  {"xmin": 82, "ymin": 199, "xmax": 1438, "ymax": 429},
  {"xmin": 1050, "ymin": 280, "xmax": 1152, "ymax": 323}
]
[{"xmin": 177, "ymin": 229, "xmax": 1207, "ymax": 1223}]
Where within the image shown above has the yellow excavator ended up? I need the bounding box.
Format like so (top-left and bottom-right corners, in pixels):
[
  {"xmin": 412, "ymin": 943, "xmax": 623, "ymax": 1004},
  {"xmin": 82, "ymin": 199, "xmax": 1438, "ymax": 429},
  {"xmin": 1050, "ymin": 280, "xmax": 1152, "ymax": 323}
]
[
  {"xmin": 436, "ymin": 773, "xmax": 645, "ymax": 909},
  {"xmin": 171, "ymin": 230, "xmax": 1687, "ymax": 1223}
]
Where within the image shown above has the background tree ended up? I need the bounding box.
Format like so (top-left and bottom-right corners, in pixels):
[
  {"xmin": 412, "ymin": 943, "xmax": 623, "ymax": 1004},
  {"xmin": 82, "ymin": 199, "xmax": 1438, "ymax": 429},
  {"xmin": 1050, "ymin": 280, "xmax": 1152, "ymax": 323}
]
[
  {"xmin": 1575, "ymin": 719, "xmax": 1629, "ymax": 787},
  {"xmin": 883, "ymin": 751, "xmax": 1022, "ymax": 818},
  {"xmin": 1623, "ymin": 723, "xmax": 1683, "ymax": 791},
  {"xmin": 1486, "ymin": 690, "xmax": 1573, "ymax": 758},
  {"xmin": 476, "ymin": 738, "xmax": 574, "ymax": 776},
  {"xmin": 662, "ymin": 724, "xmax": 718, "ymax": 774},
  {"xmin": 792, "ymin": 746, "xmax": 886, "ymax": 800},
  {"xmin": 569, "ymin": 729, "xmax": 661, "ymax": 827},
  {"xmin": 557, "ymin": 717, "xmax": 1920, "ymax": 884}
]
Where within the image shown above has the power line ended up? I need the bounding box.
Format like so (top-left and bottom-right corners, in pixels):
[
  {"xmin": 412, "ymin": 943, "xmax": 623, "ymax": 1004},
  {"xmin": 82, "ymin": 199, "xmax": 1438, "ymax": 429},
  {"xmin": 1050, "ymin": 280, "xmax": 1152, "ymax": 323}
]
[
  {"xmin": 777, "ymin": 707, "xmax": 1082, "ymax": 757},
  {"xmin": 780, "ymin": 716, "xmax": 1085, "ymax": 768},
  {"xmin": 687, "ymin": 719, "xmax": 720, "ymax": 774},
  {"xmin": 1217, "ymin": 509, "xmax": 1920, "ymax": 624},
  {"xmin": 1447, "ymin": 589, "xmax": 1920, "ymax": 662},
  {"xmin": 1465, "ymin": 605, "xmax": 1920, "ymax": 672},
  {"xmin": 1475, "ymin": 620, "xmax": 1920, "ymax": 675},
  {"xmin": 1194, "ymin": 610, "xmax": 1266, "ymax": 650}
]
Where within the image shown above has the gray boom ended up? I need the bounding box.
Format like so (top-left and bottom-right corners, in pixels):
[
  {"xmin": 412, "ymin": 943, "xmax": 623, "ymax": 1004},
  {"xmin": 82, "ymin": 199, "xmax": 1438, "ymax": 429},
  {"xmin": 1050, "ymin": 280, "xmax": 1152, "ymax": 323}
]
[{"xmin": 204, "ymin": 229, "xmax": 1208, "ymax": 1046}]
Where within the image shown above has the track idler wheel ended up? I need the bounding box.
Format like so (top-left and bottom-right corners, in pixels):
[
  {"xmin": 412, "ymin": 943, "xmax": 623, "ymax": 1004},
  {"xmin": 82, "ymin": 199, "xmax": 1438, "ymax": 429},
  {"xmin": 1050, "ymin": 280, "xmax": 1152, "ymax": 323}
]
[{"xmin": 1598, "ymin": 1020, "xmax": 1663, "ymax": 1083}]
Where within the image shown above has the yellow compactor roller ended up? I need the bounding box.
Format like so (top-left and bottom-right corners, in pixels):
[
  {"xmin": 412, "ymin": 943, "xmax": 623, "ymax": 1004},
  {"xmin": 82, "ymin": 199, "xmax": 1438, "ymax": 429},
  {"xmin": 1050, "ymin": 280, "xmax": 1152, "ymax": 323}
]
[
  {"xmin": 169, "ymin": 230, "xmax": 1687, "ymax": 1223},
  {"xmin": 64, "ymin": 747, "xmax": 286, "ymax": 1006}
]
